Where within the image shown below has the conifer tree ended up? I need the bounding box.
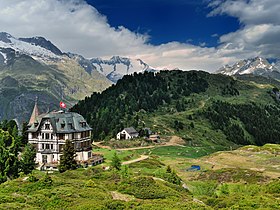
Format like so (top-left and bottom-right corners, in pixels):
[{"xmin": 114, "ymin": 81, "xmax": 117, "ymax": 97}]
[
  {"xmin": 111, "ymin": 152, "xmax": 121, "ymax": 171},
  {"xmin": 58, "ymin": 140, "xmax": 77, "ymax": 173},
  {"xmin": 0, "ymin": 129, "xmax": 19, "ymax": 183},
  {"xmin": 21, "ymin": 122, "xmax": 29, "ymax": 146},
  {"xmin": 21, "ymin": 143, "xmax": 36, "ymax": 174}
]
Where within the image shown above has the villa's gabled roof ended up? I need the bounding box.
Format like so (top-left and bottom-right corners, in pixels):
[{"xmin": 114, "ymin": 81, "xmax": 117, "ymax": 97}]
[
  {"xmin": 123, "ymin": 127, "xmax": 139, "ymax": 136},
  {"xmin": 28, "ymin": 111, "xmax": 92, "ymax": 133}
]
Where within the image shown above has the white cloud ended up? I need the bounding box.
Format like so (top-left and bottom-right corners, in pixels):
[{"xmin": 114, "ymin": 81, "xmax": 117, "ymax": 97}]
[
  {"xmin": 0, "ymin": 0, "xmax": 149, "ymax": 57},
  {"xmin": 0, "ymin": 0, "xmax": 279, "ymax": 72},
  {"xmin": 209, "ymin": 0, "xmax": 280, "ymax": 59}
]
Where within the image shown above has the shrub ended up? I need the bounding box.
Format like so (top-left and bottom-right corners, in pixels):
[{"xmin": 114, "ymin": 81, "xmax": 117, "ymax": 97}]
[
  {"xmin": 266, "ymin": 180, "xmax": 280, "ymax": 194},
  {"xmin": 119, "ymin": 176, "xmax": 179, "ymax": 199},
  {"xmin": 27, "ymin": 172, "xmax": 39, "ymax": 182}
]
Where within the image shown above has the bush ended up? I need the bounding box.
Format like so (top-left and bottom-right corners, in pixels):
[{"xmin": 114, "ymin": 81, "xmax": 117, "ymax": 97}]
[
  {"xmin": 119, "ymin": 176, "xmax": 179, "ymax": 199},
  {"xmin": 104, "ymin": 200, "xmax": 126, "ymax": 210},
  {"xmin": 27, "ymin": 172, "xmax": 39, "ymax": 182},
  {"xmin": 266, "ymin": 180, "xmax": 280, "ymax": 194},
  {"xmin": 39, "ymin": 173, "xmax": 53, "ymax": 188}
]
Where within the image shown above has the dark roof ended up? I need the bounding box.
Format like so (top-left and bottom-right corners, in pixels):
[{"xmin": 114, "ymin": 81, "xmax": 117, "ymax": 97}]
[
  {"xmin": 28, "ymin": 111, "xmax": 92, "ymax": 133},
  {"xmin": 123, "ymin": 127, "xmax": 138, "ymax": 135}
]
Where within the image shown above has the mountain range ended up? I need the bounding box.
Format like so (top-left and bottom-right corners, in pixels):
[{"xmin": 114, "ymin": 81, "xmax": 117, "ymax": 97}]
[
  {"xmin": 216, "ymin": 57, "xmax": 280, "ymax": 79},
  {"xmin": 0, "ymin": 32, "xmax": 111, "ymax": 123},
  {"xmin": 1, "ymin": 31, "xmax": 280, "ymax": 124},
  {"xmin": 0, "ymin": 32, "xmax": 161, "ymax": 123}
]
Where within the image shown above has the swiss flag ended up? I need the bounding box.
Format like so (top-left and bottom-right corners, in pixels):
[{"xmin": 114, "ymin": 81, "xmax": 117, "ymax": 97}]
[{"xmin": 60, "ymin": 101, "xmax": 66, "ymax": 109}]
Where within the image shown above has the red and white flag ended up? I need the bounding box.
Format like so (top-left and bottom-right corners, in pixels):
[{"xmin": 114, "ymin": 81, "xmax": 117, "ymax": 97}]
[{"xmin": 60, "ymin": 101, "xmax": 66, "ymax": 109}]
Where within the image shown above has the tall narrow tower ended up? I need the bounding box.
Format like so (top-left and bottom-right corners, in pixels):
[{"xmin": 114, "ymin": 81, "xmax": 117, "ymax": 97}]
[{"xmin": 28, "ymin": 96, "xmax": 39, "ymax": 126}]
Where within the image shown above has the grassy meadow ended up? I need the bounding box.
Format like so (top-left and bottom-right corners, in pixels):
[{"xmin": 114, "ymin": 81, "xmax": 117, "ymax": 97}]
[{"xmin": 0, "ymin": 144, "xmax": 279, "ymax": 209}]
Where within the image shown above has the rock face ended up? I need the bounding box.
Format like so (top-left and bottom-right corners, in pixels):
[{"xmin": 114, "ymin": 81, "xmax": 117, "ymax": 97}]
[
  {"xmin": 0, "ymin": 32, "xmax": 112, "ymax": 124},
  {"xmin": 216, "ymin": 57, "xmax": 280, "ymax": 79}
]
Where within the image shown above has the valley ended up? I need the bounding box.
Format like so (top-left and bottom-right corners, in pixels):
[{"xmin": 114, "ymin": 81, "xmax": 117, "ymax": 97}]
[
  {"xmin": 0, "ymin": 32, "xmax": 280, "ymax": 210},
  {"xmin": 0, "ymin": 144, "xmax": 279, "ymax": 209}
]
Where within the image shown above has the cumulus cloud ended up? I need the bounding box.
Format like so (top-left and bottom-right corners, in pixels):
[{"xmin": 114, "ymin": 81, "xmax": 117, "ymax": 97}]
[
  {"xmin": 0, "ymin": 0, "xmax": 149, "ymax": 57},
  {"xmin": 209, "ymin": 0, "xmax": 280, "ymax": 59},
  {"xmin": 0, "ymin": 0, "xmax": 279, "ymax": 72}
]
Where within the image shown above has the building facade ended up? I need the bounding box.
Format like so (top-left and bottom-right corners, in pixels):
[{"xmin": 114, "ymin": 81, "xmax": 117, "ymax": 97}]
[
  {"xmin": 27, "ymin": 103, "xmax": 92, "ymax": 164},
  {"xmin": 116, "ymin": 127, "xmax": 139, "ymax": 140}
]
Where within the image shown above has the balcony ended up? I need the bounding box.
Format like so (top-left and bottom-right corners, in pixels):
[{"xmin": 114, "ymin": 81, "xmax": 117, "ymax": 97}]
[
  {"xmin": 38, "ymin": 149, "xmax": 59, "ymax": 154},
  {"xmin": 75, "ymin": 146, "xmax": 92, "ymax": 152}
]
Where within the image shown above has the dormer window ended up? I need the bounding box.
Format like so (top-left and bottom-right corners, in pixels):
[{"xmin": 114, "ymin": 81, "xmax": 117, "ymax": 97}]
[
  {"xmin": 34, "ymin": 122, "xmax": 39, "ymax": 127},
  {"xmin": 45, "ymin": 124, "xmax": 50, "ymax": 130},
  {"xmin": 61, "ymin": 123, "xmax": 65, "ymax": 129},
  {"xmin": 80, "ymin": 121, "xmax": 86, "ymax": 128}
]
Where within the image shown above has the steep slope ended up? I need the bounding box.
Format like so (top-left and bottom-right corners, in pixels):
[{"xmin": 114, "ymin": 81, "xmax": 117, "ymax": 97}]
[
  {"xmin": 216, "ymin": 57, "xmax": 280, "ymax": 79},
  {"xmin": 71, "ymin": 70, "xmax": 280, "ymax": 147},
  {"xmin": 0, "ymin": 32, "xmax": 111, "ymax": 124}
]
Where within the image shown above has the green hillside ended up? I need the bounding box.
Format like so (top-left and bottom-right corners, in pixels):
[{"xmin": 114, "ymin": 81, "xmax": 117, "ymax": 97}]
[
  {"xmin": 71, "ymin": 70, "xmax": 280, "ymax": 147},
  {"xmin": 0, "ymin": 144, "xmax": 279, "ymax": 209}
]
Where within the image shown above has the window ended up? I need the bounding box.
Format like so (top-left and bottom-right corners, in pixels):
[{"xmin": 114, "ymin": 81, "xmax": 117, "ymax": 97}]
[
  {"xmin": 45, "ymin": 124, "xmax": 50, "ymax": 130},
  {"xmin": 88, "ymin": 152, "xmax": 92, "ymax": 158},
  {"xmin": 61, "ymin": 123, "xmax": 65, "ymax": 129},
  {"xmin": 51, "ymin": 144, "xmax": 53, "ymax": 150},
  {"xmin": 46, "ymin": 144, "xmax": 50, "ymax": 149},
  {"xmin": 42, "ymin": 155, "xmax": 47, "ymax": 163},
  {"xmin": 80, "ymin": 121, "xmax": 86, "ymax": 128},
  {"xmin": 46, "ymin": 133, "xmax": 50, "ymax": 139}
]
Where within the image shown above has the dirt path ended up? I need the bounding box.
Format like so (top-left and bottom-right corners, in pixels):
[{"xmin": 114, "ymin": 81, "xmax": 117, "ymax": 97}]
[
  {"xmin": 92, "ymin": 141, "xmax": 111, "ymax": 149},
  {"xmin": 117, "ymin": 146, "xmax": 155, "ymax": 151},
  {"xmin": 110, "ymin": 191, "xmax": 134, "ymax": 201},
  {"xmin": 122, "ymin": 155, "xmax": 149, "ymax": 165},
  {"xmin": 93, "ymin": 135, "xmax": 186, "ymax": 151},
  {"xmin": 165, "ymin": 136, "xmax": 186, "ymax": 147}
]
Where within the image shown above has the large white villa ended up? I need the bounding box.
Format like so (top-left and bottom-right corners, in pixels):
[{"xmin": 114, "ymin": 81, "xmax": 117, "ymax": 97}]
[{"xmin": 27, "ymin": 100, "xmax": 92, "ymax": 164}]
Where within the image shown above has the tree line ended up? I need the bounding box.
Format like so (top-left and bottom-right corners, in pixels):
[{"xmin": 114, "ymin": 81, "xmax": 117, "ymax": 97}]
[
  {"xmin": 71, "ymin": 70, "xmax": 210, "ymax": 139},
  {"xmin": 204, "ymin": 100, "xmax": 280, "ymax": 145},
  {"xmin": 0, "ymin": 120, "xmax": 36, "ymax": 184}
]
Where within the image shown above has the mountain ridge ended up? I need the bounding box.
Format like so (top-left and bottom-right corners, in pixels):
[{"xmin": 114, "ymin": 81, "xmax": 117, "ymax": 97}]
[
  {"xmin": 0, "ymin": 32, "xmax": 111, "ymax": 123},
  {"xmin": 216, "ymin": 57, "xmax": 280, "ymax": 79}
]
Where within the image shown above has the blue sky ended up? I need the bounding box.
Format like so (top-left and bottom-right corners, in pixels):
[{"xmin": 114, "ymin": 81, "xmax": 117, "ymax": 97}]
[
  {"xmin": 87, "ymin": 0, "xmax": 240, "ymax": 47},
  {"xmin": 0, "ymin": 0, "xmax": 280, "ymax": 71}
]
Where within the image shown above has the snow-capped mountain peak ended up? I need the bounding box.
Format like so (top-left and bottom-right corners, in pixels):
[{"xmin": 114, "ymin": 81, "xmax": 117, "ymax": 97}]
[
  {"xmin": 0, "ymin": 31, "xmax": 160, "ymax": 83},
  {"xmin": 0, "ymin": 32, "xmax": 61, "ymax": 61},
  {"xmin": 90, "ymin": 56, "xmax": 159, "ymax": 83},
  {"xmin": 216, "ymin": 57, "xmax": 279, "ymax": 76}
]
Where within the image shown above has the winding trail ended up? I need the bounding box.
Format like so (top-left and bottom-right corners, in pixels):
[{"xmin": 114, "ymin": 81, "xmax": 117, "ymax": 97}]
[
  {"xmin": 122, "ymin": 155, "xmax": 149, "ymax": 165},
  {"xmin": 93, "ymin": 135, "xmax": 186, "ymax": 151}
]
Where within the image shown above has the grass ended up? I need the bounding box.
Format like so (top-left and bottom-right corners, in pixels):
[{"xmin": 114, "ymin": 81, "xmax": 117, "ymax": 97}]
[
  {"xmin": 1, "ymin": 143, "xmax": 280, "ymax": 209},
  {"xmin": 0, "ymin": 168, "xmax": 203, "ymax": 210},
  {"xmin": 93, "ymin": 147, "xmax": 141, "ymax": 163},
  {"xmin": 135, "ymin": 145, "xmax": 226, "ymax": 159}
]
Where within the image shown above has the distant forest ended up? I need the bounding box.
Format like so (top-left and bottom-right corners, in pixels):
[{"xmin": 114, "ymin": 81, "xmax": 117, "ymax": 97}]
[
  {"xmin": 204, "ymin": 101, "xmax": 280, "ymax": 146},
  {"xmin": 71, "ymin": 70, "xmax": 210, "ymax": 139},
  {"xmin": 71, "ymin": 70, "xmax": 280, "ymax": 146}
]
